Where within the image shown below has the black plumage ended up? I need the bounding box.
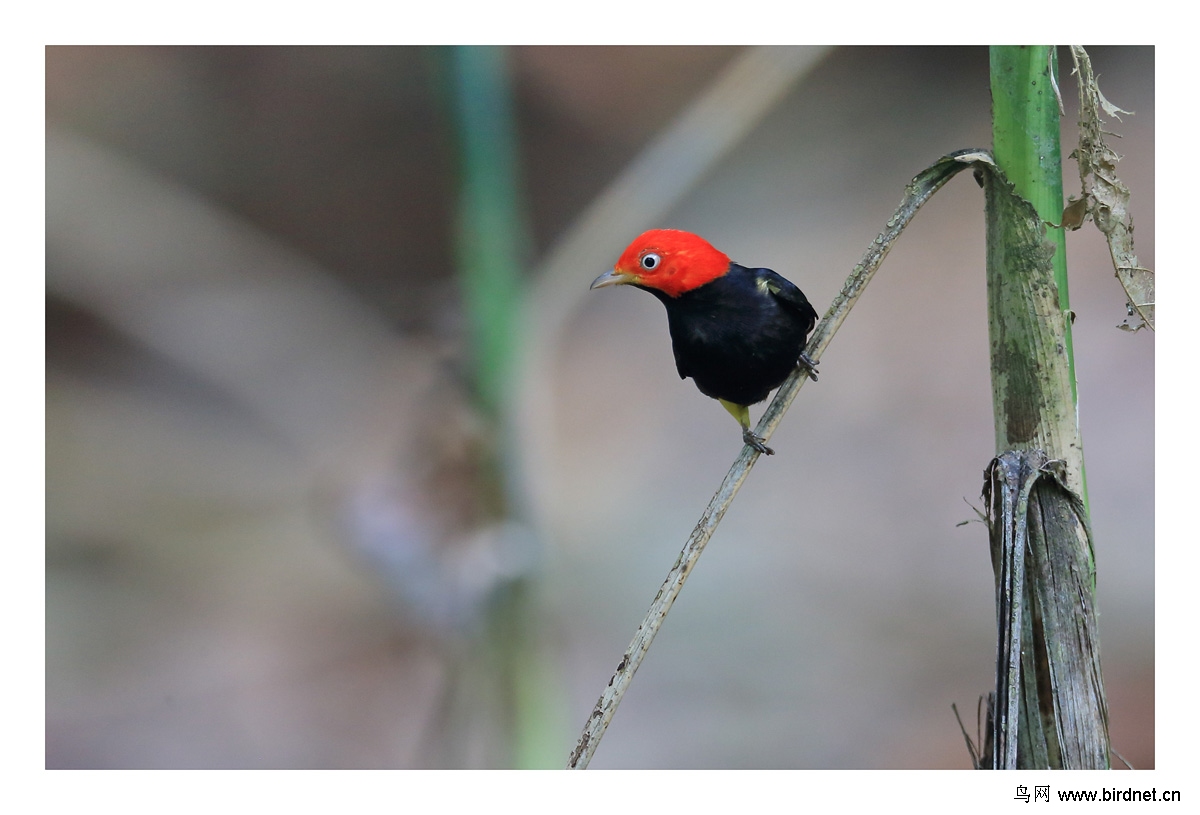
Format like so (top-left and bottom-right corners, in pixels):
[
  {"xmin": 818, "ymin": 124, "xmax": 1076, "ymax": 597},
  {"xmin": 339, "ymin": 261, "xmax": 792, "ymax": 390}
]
[{"xmin": 637, "ymin": 263, "xmax": 818, "ymax": 408}]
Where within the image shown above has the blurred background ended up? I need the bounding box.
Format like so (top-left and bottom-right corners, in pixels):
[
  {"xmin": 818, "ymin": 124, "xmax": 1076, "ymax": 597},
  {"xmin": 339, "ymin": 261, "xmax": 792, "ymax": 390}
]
[{"xmin": 45, "ymin": 46, "xmax": 1153, "ymax": 769}]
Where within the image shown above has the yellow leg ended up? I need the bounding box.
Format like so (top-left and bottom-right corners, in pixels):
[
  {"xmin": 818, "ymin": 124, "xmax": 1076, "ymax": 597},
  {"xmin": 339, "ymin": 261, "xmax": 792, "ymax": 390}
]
[
  {"xmin": 718, "ymin": 399, "xmax": 750, "ymax": 429},
  {"xmin": 719, "ymin": 399, "xmax": 774, "ymax": 455}
]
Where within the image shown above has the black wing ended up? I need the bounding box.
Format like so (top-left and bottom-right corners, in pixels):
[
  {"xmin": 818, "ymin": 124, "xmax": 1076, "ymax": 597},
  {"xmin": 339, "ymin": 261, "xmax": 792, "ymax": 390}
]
[{"xmin": 755, "ymin": 268, "xmax": 818, "ymax": 332}]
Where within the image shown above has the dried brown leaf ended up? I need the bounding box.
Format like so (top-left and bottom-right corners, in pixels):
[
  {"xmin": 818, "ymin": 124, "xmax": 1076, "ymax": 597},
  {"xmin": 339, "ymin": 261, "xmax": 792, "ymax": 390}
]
[{"xmin": 1067, "ymin": 46, "xmax": 1153, "ymax": 331}]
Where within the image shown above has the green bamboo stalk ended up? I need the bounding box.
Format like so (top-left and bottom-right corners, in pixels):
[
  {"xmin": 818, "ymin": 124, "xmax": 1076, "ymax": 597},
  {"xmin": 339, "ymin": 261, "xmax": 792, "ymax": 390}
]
[
  {"xmin": 988, "ymin": 46, "xmax": 1086, "ymax": 499},
  {"xmin": 983, "ymin": 45, "xmax": 1108, "ymax": 769},
  {"xmin": 989, "ymin": 47, "xmax": 1071, "ymax": 310},
  {"xmin": 451, "ymin": 45, "xmax": 527, "ymax": 418},
  {"xmin": 448, "ymin": 45, "xmax": 565, "ymax": 769}
]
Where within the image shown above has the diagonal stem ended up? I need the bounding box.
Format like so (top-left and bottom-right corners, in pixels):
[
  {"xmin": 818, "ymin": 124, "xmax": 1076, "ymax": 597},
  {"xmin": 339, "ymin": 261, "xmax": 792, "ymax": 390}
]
[{"xmin": 567, "ymin": 149, "xmax": 991, "ymax": 769}]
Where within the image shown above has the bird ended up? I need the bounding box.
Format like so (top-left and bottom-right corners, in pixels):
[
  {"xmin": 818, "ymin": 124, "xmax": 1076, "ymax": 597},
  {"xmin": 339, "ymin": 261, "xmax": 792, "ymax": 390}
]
[{"xmin": 590, "ymin": 228, "xmax": 819, "ymax": 455}]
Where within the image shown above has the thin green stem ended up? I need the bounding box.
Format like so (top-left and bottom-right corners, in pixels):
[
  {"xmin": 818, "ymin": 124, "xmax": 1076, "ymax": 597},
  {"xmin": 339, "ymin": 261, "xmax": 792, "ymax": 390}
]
[
  {"xmin": 448, "ymin": 45, "xmax": 563, "ymax": 769},
  {"xmin": 451, "ymin": 45, "xmax": 527, "ymax": 418}
]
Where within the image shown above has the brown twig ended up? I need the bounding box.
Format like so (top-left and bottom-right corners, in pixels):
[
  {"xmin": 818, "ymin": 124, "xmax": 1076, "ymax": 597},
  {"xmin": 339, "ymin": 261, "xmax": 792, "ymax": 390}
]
[{"xmin": 567, "ymin": 149, "xmax": 991, "ymax": 769}]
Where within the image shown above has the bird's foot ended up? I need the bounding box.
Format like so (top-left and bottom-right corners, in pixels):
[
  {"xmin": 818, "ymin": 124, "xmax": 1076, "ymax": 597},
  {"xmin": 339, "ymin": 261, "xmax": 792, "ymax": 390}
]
[
  {"xmin": 743, "ymin": 427, "xmax": 775, "ymax": 456},
  {"xmin": 798, "ymin": 351, "xmax": 820, "ymax": 382}
]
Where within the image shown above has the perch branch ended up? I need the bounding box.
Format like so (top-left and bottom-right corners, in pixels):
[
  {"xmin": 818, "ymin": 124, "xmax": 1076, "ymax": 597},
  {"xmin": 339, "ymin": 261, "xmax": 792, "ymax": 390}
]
[{"xmin": 567, "ymin": 149, "xmax": 992, "ymax": 769}]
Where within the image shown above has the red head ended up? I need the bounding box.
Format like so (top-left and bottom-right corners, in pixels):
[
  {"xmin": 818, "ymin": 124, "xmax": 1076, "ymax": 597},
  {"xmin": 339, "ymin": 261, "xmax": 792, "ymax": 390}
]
[{"xmin": 591, "ymin": 229, "xmax": 731, "ymax": 298}]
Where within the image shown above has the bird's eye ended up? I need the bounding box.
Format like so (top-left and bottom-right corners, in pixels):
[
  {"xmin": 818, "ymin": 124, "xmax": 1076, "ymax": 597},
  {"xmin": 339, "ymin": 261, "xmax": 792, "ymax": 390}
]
[{"xmin": 640, "ymin": 253, "xmax": 661, "ymax": 270}]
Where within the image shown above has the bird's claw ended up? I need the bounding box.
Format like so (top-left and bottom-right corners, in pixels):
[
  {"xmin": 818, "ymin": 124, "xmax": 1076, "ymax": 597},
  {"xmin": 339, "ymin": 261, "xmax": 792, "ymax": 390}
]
[
  {"xmin": 743, "ymin": 428, "xmax": 775, "ymax": 456},
  {"xmin": 798, "ymin": 351, "xmax": 820, "ymax": 382}
]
